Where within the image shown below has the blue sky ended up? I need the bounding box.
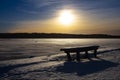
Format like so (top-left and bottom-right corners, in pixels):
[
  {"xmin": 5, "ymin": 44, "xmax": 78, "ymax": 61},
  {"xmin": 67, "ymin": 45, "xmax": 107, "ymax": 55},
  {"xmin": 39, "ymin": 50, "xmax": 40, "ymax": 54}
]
[{"xmin": 0, "ymin": 0, "xmax": 120, "ymax": 34}]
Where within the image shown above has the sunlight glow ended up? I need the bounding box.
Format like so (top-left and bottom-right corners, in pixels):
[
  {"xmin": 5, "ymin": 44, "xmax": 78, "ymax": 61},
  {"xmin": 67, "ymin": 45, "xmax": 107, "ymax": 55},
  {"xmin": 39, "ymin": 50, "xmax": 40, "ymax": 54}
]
[{"xmin": 58, "ymin": 10, "xmax": 75, "ymax": 25}]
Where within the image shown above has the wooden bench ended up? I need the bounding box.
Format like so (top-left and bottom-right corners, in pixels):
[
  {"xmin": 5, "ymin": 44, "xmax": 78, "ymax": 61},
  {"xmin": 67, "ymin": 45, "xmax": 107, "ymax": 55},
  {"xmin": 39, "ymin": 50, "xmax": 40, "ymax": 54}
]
[{"xmin": 60, "ymin": 46, "xmax": 99, "ymax": 61}]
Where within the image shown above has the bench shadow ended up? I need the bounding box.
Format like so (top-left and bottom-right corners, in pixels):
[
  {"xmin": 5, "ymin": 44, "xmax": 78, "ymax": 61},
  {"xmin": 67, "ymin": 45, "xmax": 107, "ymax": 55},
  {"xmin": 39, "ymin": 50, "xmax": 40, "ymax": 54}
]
[
  {"xmin": 79, "ymin": 48, "xmax": 120, "ymax": 59},
  {"xmin": 98, "ymin": 48, "xmax": 120, "ymax": 54},
  {"xmin": 55, "ymin": 58, "xmax": 119, "ymax": 76}
]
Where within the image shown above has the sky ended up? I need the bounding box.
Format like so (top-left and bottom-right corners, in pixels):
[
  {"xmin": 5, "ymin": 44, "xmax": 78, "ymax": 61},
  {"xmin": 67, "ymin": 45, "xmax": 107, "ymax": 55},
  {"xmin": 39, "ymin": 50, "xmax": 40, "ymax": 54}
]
[{"xmin": 0, "ymin": 0, "xmax": 120, "ymax": 35}]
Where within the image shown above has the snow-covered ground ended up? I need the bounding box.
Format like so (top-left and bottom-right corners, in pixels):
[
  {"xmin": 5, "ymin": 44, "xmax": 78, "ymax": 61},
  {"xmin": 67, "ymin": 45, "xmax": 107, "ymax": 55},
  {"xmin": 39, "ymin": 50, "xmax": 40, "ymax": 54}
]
[
  {"xmin": 0, "ymin": 48, "xmax": 120, "ymax": 80},
  {"xmin": 0, "ymin": 39, "xmax": 120, "ymax": 80}
]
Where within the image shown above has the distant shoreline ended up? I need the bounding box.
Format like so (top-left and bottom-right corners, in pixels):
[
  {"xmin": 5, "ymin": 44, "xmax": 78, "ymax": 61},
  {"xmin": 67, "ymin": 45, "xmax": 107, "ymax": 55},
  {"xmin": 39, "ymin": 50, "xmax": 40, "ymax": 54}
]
[{"xmin": 0, "ymin": 33, "xmax": 120, "ymax": 38}]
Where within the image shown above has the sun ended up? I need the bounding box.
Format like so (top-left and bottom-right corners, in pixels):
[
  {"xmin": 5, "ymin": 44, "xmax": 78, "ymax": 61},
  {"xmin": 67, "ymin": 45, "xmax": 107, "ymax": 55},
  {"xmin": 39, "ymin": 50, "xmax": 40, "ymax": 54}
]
[{"xmin": 58, "ymin": 10, "xmax": 75, "ymax": 25}]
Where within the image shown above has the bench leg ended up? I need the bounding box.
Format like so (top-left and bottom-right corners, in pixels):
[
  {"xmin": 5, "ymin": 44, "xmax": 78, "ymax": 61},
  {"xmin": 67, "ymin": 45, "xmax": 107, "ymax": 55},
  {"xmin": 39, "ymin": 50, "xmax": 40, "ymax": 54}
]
[
  {"xmin": 76, "ymin": 52, "xmax": 80, "ymax": 61},
  {"xmin": 66, "ymin": 52, "xmax": 72, "ymax": 61},
  {"xmin": 94, "ymin": 49, "xmax": 97, "ymax": 57},
  {"xmin": 85, "ymin": 51, "xmax": 89, "ymax": 58}
]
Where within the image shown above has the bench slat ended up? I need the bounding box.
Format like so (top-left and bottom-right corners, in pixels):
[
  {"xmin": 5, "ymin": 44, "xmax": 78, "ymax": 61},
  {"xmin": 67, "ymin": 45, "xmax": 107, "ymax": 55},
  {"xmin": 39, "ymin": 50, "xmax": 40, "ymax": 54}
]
[{"xmin": 60, "ymin": 46, "xmax": 99, "ymax": 53}]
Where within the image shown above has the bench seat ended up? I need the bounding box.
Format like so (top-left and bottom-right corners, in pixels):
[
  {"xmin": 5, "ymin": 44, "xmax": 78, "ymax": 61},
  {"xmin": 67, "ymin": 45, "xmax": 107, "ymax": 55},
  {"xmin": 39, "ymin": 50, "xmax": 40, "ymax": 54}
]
[{"xmin": 60, "ymin": 46, "xmax": 99, "ymax": 61}]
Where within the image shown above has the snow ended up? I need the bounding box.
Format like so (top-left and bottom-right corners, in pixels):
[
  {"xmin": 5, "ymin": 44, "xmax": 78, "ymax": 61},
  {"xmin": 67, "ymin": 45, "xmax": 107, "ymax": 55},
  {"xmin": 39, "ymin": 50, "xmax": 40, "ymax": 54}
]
[
  {"xmin": 0, "ymin": 48, "xmax": 120, "ymax": 80},
  {"xmin": 0, "ymin": 39, "xmax": 120, "ymax": 80}
]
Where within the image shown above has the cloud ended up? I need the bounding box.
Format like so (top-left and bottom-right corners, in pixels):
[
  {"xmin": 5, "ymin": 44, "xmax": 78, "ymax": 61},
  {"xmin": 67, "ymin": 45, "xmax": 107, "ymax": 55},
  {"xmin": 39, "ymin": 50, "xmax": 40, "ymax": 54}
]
[
  {"xmin": 18, "ymin": 0, "xmax": 65, "ymax": 18},
  {"xmin": 24, "ymin": 0, "xmax": 63, "ymax": 8}
]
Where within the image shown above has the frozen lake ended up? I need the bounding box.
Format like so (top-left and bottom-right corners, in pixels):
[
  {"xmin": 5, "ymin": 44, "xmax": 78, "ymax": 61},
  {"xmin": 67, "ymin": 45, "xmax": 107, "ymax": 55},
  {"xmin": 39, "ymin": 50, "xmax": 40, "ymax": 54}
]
[{"xmin": 0, "ymin": 39, "xmax": 120, "ymax": 61}]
